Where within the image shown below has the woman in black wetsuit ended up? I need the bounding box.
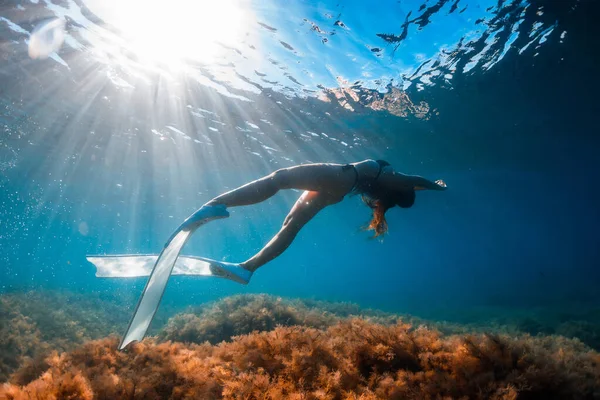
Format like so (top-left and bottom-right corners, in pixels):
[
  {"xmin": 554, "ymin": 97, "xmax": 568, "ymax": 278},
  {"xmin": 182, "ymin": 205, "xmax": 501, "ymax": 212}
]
[{"xmin": 205, "ymin": 159, "xmax": 447, "ymax": 274}]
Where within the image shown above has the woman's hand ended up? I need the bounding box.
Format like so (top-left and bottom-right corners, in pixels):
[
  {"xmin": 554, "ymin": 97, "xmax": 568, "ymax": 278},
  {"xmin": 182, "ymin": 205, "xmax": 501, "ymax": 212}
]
[{"xmin": 435, "ymin": 179, "xmax": 447, "ymax": 189}]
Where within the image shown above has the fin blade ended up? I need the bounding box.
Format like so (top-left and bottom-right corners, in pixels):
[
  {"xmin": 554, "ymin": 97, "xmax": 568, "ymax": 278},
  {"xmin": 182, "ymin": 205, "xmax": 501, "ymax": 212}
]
[
  {"xmin": 118, "ymin": 205, "xmax": 227, "ymax": 350},
  {"xmin": 87, "ymin": 255, "xmax": 214, "ymax": 277}
]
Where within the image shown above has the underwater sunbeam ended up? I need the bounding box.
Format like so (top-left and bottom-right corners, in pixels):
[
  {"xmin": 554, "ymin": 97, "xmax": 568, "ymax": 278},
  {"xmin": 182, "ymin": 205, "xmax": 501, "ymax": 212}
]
[{"xmin": 84, "ymin": 0, "xmax": 251, "ymax": 69}]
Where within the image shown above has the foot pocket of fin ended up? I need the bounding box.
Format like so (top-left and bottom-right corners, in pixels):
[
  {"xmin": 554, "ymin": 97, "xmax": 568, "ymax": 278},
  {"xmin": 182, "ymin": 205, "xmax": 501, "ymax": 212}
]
[
  {"xmin": 178, "ymin": 204, "xmax": 229, "ymax": 231},
  {"xmin": 200, "ymin": 257, "xmax": 252, "ymax": 285}
]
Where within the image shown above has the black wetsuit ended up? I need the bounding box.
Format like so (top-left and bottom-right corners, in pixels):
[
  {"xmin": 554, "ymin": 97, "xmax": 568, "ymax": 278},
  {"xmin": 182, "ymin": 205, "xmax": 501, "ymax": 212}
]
[{"xmin": 342, "ymin": 160, "xmax": 390, "ymax": 195}]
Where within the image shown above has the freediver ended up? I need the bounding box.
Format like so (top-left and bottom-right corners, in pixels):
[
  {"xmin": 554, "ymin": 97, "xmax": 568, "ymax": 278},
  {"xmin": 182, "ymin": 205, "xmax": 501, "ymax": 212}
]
[{"xmin": 198, "ymin": 159, "xmax": 447, "ymax": 283}]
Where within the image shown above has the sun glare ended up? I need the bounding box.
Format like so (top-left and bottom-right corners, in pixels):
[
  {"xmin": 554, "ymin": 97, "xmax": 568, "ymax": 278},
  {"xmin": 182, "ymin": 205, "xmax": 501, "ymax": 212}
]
[{"xmin": 87, "ymin": 0, "xmax": 249, "ymax": 69}]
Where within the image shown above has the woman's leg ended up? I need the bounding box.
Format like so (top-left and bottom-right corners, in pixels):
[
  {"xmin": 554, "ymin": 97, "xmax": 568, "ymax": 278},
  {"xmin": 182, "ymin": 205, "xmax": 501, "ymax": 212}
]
[
  {"xmin": 205, "ymin": 163, "xmax": 354, "ymax": 207},
  {"xmin": 241, "ymin": 190, "xmax": 340, "ymax": 271}
]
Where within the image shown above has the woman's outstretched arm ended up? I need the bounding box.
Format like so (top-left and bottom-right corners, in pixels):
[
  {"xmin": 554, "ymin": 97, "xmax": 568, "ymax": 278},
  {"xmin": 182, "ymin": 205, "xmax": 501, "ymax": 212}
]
[{"xmin": 379, "ymin": 170, "xmax": 447, "ymax": 191}]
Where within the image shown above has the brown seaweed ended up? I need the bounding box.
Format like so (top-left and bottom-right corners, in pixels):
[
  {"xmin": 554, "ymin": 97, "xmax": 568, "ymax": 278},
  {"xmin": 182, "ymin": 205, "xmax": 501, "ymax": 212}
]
[{"xmin": 2, "ymin": 319, "xmax": 599, "ymax": 399}]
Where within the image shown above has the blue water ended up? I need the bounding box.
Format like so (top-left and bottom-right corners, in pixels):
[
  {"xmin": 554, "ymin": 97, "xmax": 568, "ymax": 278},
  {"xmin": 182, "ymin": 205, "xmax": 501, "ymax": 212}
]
[{"xmin": 1, "ymin": 0, "xmax": 599, "ymax": 326}]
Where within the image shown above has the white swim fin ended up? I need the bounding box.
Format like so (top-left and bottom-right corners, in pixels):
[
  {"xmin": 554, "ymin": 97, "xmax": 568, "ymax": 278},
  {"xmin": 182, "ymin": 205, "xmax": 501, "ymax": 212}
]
[
  {"xmin": 87, "ymin": 254, "xmax": 253, "ymax": 285},
  {"xmin": 117, "ymin": 203, "xmax": 228, "ymax": 350}
]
